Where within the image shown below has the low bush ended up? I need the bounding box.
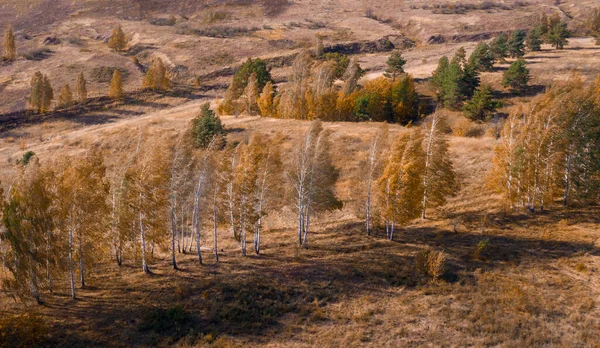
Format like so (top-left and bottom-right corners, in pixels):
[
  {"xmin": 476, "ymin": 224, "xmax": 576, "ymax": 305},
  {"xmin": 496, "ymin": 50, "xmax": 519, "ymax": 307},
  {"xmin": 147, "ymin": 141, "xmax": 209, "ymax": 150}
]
[
  {"xmin": 415, "ymin": 249, "xmax": 447, "ymax": 280},
  {"xmin": 21, "ymin": 48, "xmax": 53, "ymax": 61}
]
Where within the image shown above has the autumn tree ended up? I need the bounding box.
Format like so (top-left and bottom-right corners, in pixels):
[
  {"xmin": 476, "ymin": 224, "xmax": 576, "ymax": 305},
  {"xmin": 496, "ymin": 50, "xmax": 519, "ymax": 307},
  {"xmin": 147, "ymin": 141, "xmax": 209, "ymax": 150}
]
[
  {"xmin": 1, "ymin": 160, "xmax": 54, "ymax": 304},
  {"xmin": 252, "ymin": 135, "xmax": 283, "ymax": 254},
  {"xmin": 243, "ymin": 72, "xmax": 260, "ymax": 115},
  {"xmin": 219, "ymin": 58, "xmax": 273, "ymax": 115},
  {"xmin": 377, "ymin": 130, "xmax": 425, "ymax": 240},
  {"xmin": 489, "ymin": 77, "xmax": 600, "ymax": 210},
  {"xmin": 109, "ymin": 70, "xmax": 124, "ymax": 100},
  {"xmin": 278, "ymin": 51, "xmax": 314, "ymax": 119},
  {"xmin": 143, "ymin": 58, "xmax": 171, "ymax": 91},
  {"xmin": 352, "ymin": 75, "xmax": 418, "ymax": 124},
  {"xmin": 288, "ymin": 120, "xmax": 341, "ymax": 247},
  {"xmin": 257, "ymin": 81, "xmax": 277, "ymax": 118},
  {"xmin": 168, "ymin": 134, "xmax": 195, "ymax": 269},
  {"xmin": 58, "ymin": 84, "xmax": 73, "ymax": 109},
  {"xmin": 108, "ymin": 24, "xmax": 127, "ymax": 52},
  {"xmin": 54, "ymin": 151, "xmax": 109, "ymax": 298},
  {"xmin": 29, "ymin": 72, "xmax": 53, "ymax": 114},
  {"xmin": 364, "ymin": 124, "xmax": 388, "ymax": 236},
  {"xmin": 2, "ymin": 25, "xmax": 16, "ymax": 62},
  {"xmin": 124, "ymin": 140, "xmax": 171, "ymax": 273},
  {"xmin": 503, "ymin": 59, "xmax": 530, "ymax": 94},
  {"xmin": 315, "ymin": 34, "xmax": 324, "ymax": 57},
  {"xmin": 75, "ymin": 72, "xmax": 87, "ymax": 104},
  {"xmin": 588, "ymin": 8, "xmax": 600, "ymax": 44},
  {"xmin": 421, "ymin": 113, "xmax": 457, "ymax": 219}
]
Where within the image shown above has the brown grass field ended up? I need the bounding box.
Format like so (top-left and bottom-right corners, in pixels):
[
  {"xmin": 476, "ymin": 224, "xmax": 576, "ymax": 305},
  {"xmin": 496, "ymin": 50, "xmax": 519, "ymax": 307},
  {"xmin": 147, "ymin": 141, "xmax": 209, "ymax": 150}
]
[{"xmin": 1, "ymin": 0, "xmax": 600, "ymax": 347}]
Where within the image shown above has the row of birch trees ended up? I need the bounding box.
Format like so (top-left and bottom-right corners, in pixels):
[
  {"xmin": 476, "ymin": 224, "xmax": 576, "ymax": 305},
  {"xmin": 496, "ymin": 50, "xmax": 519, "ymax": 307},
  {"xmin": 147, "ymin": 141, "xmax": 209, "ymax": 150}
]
[
  {"xmin": 0, "ymin": 113, "xmax": 347, "ymax": 304},
  {"xmin": 488, "ymin": 76, "xmax": 600, "ymax": 210},
  {"xmin": 362, "ymin": 113, "xmax": 458, "ymax": 239}
]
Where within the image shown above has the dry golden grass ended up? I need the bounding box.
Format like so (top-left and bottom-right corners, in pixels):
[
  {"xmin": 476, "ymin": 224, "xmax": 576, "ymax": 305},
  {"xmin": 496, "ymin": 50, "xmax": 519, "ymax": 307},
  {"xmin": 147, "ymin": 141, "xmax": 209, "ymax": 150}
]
[{"xmin": 2, "ymin": 1, "xmax": 600, "ymax": 346}]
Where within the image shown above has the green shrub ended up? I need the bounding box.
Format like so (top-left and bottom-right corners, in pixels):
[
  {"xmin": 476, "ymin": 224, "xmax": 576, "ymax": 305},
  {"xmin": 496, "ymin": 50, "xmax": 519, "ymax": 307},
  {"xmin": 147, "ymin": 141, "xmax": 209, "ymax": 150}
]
[{"xmin": 474, "ymin": 238, "xmax": 490, "ymax": 260}]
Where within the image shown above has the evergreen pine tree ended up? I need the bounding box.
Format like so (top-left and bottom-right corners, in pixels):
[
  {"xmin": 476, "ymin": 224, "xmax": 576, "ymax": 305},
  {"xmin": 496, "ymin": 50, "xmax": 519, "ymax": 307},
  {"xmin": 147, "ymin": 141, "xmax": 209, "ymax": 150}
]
[
  {"xmin": 490, "ymin": 33, "xmax": 509, "ymax": 62},
  {"xmin": 463, "ymin": 85, "xmax": 500, "ymax": 121},
  {"xmin": 526, "ymin": 27, "xmax": 543, "ymax": 51},
  {"xmin": 507, "ymin": 30, "xmax": 526, "ymax": 58},
  {"xmin": 468, "ymin": 42, "xmax": 494, "ymax": 72},
  {"xmin": 503, "ymin": 59, "xmax": 530, "ymax": 94},
  {"xmin": 384, "ymin": 51, "xmax": 407, "ymax": 81},
  {"xmin": 547, "ymin": 16, "xmax": 570, "ymax": 49},
  {"xmin": 190, "ymin": 103, "xmax": 225, "ymax": 148}
]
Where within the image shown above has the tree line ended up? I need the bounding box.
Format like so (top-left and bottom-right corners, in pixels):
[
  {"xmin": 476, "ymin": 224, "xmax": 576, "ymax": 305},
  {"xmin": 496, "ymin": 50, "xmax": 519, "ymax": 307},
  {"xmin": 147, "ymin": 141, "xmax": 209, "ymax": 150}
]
[
  {"xmin": 218, "ymin": 50, "xmax": 421, "ymax": 124},
  {"xmin": 0, "ymin": 99, "xmax": 463, "ymax": 304},
  {"xmin": 488, "ymin": 75, "xmax": 600, "ymax": 210}
]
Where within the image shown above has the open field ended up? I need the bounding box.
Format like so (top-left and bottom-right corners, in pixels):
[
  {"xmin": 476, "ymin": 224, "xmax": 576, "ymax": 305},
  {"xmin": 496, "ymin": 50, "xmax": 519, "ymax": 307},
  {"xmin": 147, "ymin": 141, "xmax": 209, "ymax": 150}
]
[{"xmin": 2, "ymin": 0, "xmax": 600, "ymax": 347}]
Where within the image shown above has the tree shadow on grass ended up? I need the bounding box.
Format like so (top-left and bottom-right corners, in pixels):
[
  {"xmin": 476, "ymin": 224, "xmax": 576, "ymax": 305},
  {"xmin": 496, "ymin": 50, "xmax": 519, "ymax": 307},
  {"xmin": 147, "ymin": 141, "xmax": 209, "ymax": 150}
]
[{"xmin": 30, "ymin": 206, "xmax": 600, "ymax": 346}]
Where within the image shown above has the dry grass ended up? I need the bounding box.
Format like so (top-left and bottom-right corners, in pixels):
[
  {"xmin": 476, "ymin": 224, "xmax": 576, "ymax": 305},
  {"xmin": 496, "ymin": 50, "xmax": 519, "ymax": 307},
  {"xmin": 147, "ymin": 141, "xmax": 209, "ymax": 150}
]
[{"xmin": 2, "ymin": 1, "xmax": 600, "ymax": 346}]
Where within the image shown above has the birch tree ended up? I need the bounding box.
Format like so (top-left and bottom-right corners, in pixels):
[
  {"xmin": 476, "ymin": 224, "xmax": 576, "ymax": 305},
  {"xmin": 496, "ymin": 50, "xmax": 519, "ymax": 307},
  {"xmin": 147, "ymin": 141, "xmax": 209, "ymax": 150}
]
[
  {"xmin": 287, "ymin": 120, "xmax": 341, "ymax": 247},
  {"xmin": 251, "ymin": 134, "xmax": 283, "ymax": 254},
  {"xmin": 168, "ymin": 134, "xmax": 195, "ymax": 270},
  {"xmin": 55, "ymin": 151, "xmax": 109, "ymax": 298},
  {"xmin": 364, "ymin": 124, "xmax": 389, "ymax": 236},
  {"xmin": 124, "ymin": 140, "xmax": 170, "ymax": 273},
  {"xmin": 1, "ymin": 160, "xmax": 53, "ymax": 304},
  {"xmin": 421, "ymin": 113, "xmax": 457, "ymax": 219},
  {"xmin": 377, "ymin": 130, "xmax": 425, "ymax": 240}
]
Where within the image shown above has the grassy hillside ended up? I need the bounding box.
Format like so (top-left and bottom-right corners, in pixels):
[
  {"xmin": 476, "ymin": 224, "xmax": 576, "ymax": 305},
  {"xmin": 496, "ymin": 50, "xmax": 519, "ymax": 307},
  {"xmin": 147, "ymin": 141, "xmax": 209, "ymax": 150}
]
[{"xmin": 1, "ymin": 0, "xmax": 600, "ymax": 347}]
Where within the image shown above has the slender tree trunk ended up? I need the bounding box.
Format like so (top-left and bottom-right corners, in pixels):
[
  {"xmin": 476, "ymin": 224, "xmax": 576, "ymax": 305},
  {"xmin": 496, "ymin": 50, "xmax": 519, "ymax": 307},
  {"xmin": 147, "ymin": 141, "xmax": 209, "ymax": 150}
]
[
  {"xmin": 563, "ymin": 152, "xmax": 572, "ymax": 206},
  {"xmin": 213, "ymin": 188, "xmax": 219, "ymax": 263},
  {"xmin": 68, "ymin": 224, "xmax": 76, "ymax": 300},
  {"xmin": 297, "ymin": 205, "xmax": 304, "ymax": 246},
  {"xmin": 140, "ymin": 212, "xmax": 150, "ymax": 274},
  {"xmin": 390, "ymin": 222, "xmax": 395, "ymax": 241},
  {"xmin": 171, "ymin": 200, "xmax": 178, "ymax": 270},
  {"xmin": 46, "ymin": 230, "xmax": 52, "ymax": 294},
  {"xmin": 179, "ymin": 205, "xmax": 184, "ymax": 253},
  {"xmin": 303, "ymin": 206, "xmax": 310, "ymax": 247},
  {"xmin": 79, "ymin": 235, "xmax": 85, "ymax": 288},
  {"xmin": 30, "ymin": 265, "xmax": 41, "ymax": 305},
  {"xmin": 366, "ymin": 183, "xmax": 372, "ymax": 236}
]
